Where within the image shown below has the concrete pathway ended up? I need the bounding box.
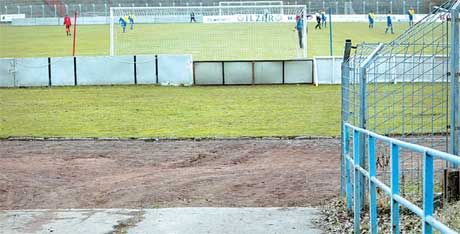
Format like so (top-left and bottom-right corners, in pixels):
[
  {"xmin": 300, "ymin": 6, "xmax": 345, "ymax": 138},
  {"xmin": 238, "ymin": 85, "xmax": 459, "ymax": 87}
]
[{"xmin": 0, "ymin": 208, "xmax": 323, "ymax": 234}]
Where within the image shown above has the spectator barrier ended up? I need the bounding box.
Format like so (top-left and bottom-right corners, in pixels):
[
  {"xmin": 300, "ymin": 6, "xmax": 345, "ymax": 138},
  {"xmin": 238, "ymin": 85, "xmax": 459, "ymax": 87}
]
[{"xmin": 0, "ymin": 55, "xmax": 314, "ymax": 87}]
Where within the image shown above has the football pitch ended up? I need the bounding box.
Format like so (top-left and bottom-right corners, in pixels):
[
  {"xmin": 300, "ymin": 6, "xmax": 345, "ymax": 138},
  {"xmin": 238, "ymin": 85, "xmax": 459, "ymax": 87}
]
[
  {"xmin": 0, "ymin": 22, "xmax": 406, "ymax": 59},
  {"xmin": 0, "ymin": 85, "xmax": 341, "ymax": 138},
  {"xmin": 0, "ymin": 22, "xmax": 407, "ymax": 138}
]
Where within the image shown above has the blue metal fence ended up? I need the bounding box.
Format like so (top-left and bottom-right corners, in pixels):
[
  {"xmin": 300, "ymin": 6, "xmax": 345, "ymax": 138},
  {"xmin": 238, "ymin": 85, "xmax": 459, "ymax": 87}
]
[
  {"xmin": 341, "ymin": 0, "xmax": 460, "ymax": 233},
  {"xmin": 343, "ymin": 123, "xmax": 460, "ymax": 234}
]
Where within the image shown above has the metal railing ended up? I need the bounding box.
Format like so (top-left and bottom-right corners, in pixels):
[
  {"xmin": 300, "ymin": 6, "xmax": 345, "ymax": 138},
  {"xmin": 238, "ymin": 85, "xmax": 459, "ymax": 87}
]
[
  {"xmin": 341, "ymin": 0, "xmax": 460, "ymax": 233},
  {"xmin": 343, "ymin": 123, "xmax": 460, "ymax": 234}
]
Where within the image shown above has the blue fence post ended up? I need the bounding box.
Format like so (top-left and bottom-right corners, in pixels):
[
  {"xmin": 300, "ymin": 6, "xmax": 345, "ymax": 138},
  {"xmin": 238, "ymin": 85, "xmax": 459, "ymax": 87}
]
[
  {"xmin": 359, "ymin": 66, "xmax": 367, "ymax": 209},
  {"xmin": 344, "ymin": 124, "xmax": 353, "ymax": 211},
  {"xmin": 450, "ymin": 2, "xmax": 460, "ymax": 167},
  {"xmin": 353, "ymin": 129, "xmax": 361, "ymax": 233},
  {"xmin": 345, "ymin": 125, "xmax": 460, "ymax": 233},
  {"xmin": 423, "ymin": 152, "xmax": 434, "ymax": 234},
  {"xmin": 368, "ymin": 136, "xmax": 378, "ymax": 234},
  {"xmin": 391, "ymin": 143, "xmax": 400, "ymax": 233},
  {"xmin": 329, "ymin": 8, "xmax": 333, "ymax": 56},
  {"xmin": 358, "ymin": 43, "xmax": 384, "ymax": 209},
  {"xmin": 341, "ymin": 39, "xmax": 352, "ymax": 196}
]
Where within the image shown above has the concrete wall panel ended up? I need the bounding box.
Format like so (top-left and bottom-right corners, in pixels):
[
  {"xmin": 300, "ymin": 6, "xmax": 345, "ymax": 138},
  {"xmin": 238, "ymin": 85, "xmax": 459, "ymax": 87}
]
[
  {"xmin": 224, "ymin": 62, "xmax": 252, "ymax": 85},
  {"xmin": 50, "ymin": 57, "xmax": 75, "ymax": 86},
  {"xmin": 254, "ymin": 62, "xmax": 283, "ymax": 84},
  {"xmin": 15, "ymin": 58, "xmax": 49, "ymax": 87},
  {"xmin": 314, "ymin": 57, "xmax": 342, "ymax": 84},
  {"xmin": 158, "ymin": 55, "xmax": 193, "ymax": 85},
  {"xmin": 0, "ymin": 59, "xmax": 14, "ymax": 87},
  {"xmin": 194, "ymin": 62, "xmax": 223, "ymax": 85},
  {"xmin": 285, "ymin": 60, "xmax": 313, "ymax": 84},
  {"xmin": 76, "ymin": 56, "xmax": 134, "ymax": 85},
  {"xmin": 136, "ymin": 55, "xmax": 157, "ymax": 85}
]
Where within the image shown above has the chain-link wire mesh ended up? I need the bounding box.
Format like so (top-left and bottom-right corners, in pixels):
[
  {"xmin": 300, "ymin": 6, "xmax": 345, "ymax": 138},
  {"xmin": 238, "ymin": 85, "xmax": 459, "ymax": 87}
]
[{"xmin": 342, "ymin": 0, "xmax": 459, "ymax": 228}]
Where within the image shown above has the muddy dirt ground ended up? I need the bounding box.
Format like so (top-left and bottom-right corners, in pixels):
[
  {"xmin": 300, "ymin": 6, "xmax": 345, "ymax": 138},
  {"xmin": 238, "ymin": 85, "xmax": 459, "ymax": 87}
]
[{"xmin": 0, "ymin": 138, "xmax": 340, "ymax": 210}]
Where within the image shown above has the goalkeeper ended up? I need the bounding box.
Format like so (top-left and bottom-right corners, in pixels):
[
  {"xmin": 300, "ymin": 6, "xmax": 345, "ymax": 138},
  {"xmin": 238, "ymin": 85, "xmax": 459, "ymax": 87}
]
[
  {"xmin": 294, "ymin": 14, "xmax": 304, "ymax": 49},
  {"xmin": 63, "ymin": 14, "xmax": 71, "ymax": 36},
  {"xmin": 119, "ymin": 16, "xmax": 127, "ymax": 33}
]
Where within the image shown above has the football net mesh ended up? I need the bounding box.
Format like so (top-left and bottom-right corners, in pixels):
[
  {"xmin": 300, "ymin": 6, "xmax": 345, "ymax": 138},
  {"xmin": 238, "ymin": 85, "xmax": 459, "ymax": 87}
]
[
  {"xmin": 219, "ymin": 1, "xmax": 284, "ymax": 7},
  {"xmin": 110, "ymin": 6, "xmax": 307, "ymax": 60}
]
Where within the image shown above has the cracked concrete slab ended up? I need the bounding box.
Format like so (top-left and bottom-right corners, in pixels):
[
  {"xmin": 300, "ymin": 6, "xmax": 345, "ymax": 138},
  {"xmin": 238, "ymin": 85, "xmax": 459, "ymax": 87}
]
[{"xmin": 0, "ymin": 208, "xmax": 322, "ymax": 234}]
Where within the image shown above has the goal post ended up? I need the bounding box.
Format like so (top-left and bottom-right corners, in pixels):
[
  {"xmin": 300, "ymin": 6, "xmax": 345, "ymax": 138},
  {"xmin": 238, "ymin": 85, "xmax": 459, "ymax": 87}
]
[{"xmin": 109, "ymin": 5, "xmax": 307, "ymax": 60}]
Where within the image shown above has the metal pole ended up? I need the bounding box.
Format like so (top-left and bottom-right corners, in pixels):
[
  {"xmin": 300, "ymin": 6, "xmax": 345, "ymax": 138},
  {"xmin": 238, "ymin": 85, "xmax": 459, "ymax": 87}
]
[
  {"xmin": 72, "ymin": 11, "xmax": 77, "ymax": 56},
  {"xmin": 329, "ymin": 8, "xmax": 333, "ymax": 56},
  {"xmin": 359, "ymin": 66, "xmax": 367, "ymax": 209},
  {"xmin": 5, "ymin": 6, "xmax": 7, "ymax": 14},
  {"xmin": 353, "ymin": 129, "xmax": 362, "ymax": 233},
  {"xmin": 416, "ymin": 0, "xmax": 420, "ymax": 14},
  {"xmin": 403, "ymin": 1, "xmax": 406, "ymax": 14},
  {"xmin": 390, "ymin": 1, "xmax": 393, "ymax": 14},
  {"xmin": 376, "ymin": 1, "xmax": 379, "ymax": 14},
  {"xmin": 30, "ymin": 5, "xmax": 32, "ymax": 17},
  {"xmin": 109, "ymin": 7, "xmax": 114, "ymax": 56},
  {"xmin": 54, "ymin": 4, "xmax": 56, "ymax": 17},
  {"xmin": 42, "ymin": 5, "xmax": 45, "ymax": 17},
  {"xmin": 359, "ymin": 43, "xmax": 384, "ymax": 208},
  {"xmin": 341, "ymin": 39, "xmax": 353, "ymax": 196},
  {"xmin": 335, "ymin": 1, "xmax": 338, "ymax": 14},
  {"xmin": 450, "ymin": 3, "xmax": 460, "ymax": 167},
  {"xmin": 362, "ymin": 1, "xmax": 365, "ymax": 14},
  {"xmin": 17, "ymin": 5, "xmax": 20, "ymax": 15},
  {"xmin": 303, "ymin": 6, "xmax": 307, "ymax": 58}
]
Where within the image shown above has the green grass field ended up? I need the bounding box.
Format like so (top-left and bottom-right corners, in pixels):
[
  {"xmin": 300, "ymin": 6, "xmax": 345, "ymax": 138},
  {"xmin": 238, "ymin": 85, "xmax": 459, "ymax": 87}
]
[
  {"xmin": 0, "ymin": 85, "xmax": 341, "ymax": 138},
  {"xmin": 0, "ymin": 22, "xmax": 410, "ymax": 138},
  {"xmin": 0, "ymin": 22, "xmax": 406, "ymax": 59}
]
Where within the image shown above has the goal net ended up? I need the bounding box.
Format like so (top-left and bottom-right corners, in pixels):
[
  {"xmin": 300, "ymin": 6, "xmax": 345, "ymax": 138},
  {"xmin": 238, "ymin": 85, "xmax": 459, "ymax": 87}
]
[
  {"xmin": 219, "ymin": 1, "xmax": 283, "ymax": 7},
  {"xmin": 109, "ymin": 5, "xmax": 307, "ymax": 60},
  {"xmin": 218, "ymin": 1, "xmax": 284, "ymax": 15}
]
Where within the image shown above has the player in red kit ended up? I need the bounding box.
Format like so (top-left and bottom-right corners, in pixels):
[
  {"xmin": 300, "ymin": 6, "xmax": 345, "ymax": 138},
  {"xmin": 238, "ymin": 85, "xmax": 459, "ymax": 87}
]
[{"xmin": 64, "ymin": 15, "xmax": 72, "ymax": 36}]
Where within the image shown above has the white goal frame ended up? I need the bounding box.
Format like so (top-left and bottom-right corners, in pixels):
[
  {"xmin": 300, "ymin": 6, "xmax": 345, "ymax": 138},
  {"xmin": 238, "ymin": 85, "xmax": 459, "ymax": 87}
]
[{"xmin": 109, "ymin": 5, "xmax": 307, "ymax": 59}]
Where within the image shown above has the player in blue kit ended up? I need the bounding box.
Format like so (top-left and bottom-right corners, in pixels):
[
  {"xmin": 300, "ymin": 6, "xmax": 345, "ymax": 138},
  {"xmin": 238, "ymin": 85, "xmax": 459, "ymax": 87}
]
[
  {"xmin": 368, "ymin": 10, "xmax": 375, "ymax": 29},
  {"xmin": 128, "ymin": 15, "xmax": 135, "ymax": 30},
  {"xmin": 295, "ymin": 14, "xmax": 304, "ymax": 49},
  {"xmin": 119, "ymin": 16, "xmax": 127, "ymax": 33},
  {"xmin": 385, "ymin": 12, "xmax": 394, "ymax": 34}
]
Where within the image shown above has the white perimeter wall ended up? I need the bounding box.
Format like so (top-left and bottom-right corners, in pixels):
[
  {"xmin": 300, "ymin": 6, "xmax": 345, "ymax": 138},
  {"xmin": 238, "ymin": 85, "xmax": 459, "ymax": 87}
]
[{"xmin": 10, "ymin": 14, "xmax": 434, "ymax": 26}]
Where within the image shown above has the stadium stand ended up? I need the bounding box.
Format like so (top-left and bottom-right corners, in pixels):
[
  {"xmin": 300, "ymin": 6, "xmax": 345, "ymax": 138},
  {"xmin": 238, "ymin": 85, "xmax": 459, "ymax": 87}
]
[{"xmin": 0, "ymin": 0, "xmax": 444, "ymax": 17}]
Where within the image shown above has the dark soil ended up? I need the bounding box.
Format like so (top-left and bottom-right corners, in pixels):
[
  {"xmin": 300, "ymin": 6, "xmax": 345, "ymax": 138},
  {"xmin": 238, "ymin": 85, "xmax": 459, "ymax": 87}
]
[{"xmin": 0, "ymin": 138, "xmax": 340, "ymax": 209}]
